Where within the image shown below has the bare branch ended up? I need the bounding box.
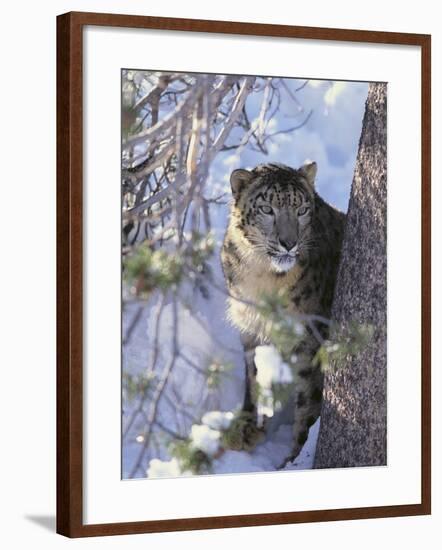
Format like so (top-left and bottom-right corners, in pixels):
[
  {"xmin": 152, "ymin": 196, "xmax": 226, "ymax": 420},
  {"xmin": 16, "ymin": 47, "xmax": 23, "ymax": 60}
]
[
  {"xmin": 133, "ymin": 75, "xmax": 172, "ymax": 112},
  {"xmin": 128, "ymin": 292, "xmax": 179, "ymax": 477},
  {"xmin": 262, "ymin": 110, "xmax": 313, "ymax": 144},
  {"xmin": 122, "ymin": 293, "xmax": 165, "ymax": 440},
  {"xmin": 122, "ymin": 304, "xmax": 143, "ymax": 346},
  {"xmin": 122, "ymin": 142, "xmax": 175, "ymax": 183},
  {"xmin": 295, "ymin": 80, "xmax": 309, "ymax": 92},
  {"xmin": 281, "ymin": 78, "xmax": 304, "ymax": 110},
  {"xmin": 210, "ymin": 76, "xmax": 256, "ymax": 159},
  {"xmin": 123, "ymin": 80, "xmax": 202, "ymax": 148}
]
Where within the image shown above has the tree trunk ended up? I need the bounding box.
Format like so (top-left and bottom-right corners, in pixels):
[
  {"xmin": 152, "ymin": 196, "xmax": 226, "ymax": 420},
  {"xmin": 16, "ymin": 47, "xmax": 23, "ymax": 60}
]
[{"xmin": 314, "ymin": 83, "xmax": 387, "ymax": 468}]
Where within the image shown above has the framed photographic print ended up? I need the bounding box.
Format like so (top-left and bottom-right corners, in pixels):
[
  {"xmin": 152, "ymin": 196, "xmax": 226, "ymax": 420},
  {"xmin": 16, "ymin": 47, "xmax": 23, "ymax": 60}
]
[{"xmin": 57, "ymin": 11, "xmax": 431, "ymax": 537}]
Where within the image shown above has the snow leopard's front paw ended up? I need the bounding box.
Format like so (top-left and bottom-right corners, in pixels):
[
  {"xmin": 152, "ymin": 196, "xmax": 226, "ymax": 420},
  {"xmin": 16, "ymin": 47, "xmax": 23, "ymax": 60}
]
[
  {"xmin": 221, "ymin": 411, "xmax": 265, "ymax": 451},
  {"xmin": 277, "ymin": 451, "xmax": 298, "ymax": 470},
  {"xmin": 276, "ymin": 441, "xmax": 303, "ymax": 470}
]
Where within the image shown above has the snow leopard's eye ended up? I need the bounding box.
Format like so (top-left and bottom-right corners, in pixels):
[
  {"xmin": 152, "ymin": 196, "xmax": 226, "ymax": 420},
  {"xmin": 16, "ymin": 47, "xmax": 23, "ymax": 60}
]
[
  {"xmin": 297, "ymin": 206, "xmax": 310, "ymax": 216},
  {"xmin": 259, "ymin": 205, "xmax": 274, "ymax": 215}
]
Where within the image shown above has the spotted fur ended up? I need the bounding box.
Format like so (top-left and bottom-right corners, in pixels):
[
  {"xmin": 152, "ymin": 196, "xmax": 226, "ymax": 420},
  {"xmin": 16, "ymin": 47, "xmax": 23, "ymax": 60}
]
[{"xmin": 221, "ymin": 162, "xmax": 345, "ymax": 464}]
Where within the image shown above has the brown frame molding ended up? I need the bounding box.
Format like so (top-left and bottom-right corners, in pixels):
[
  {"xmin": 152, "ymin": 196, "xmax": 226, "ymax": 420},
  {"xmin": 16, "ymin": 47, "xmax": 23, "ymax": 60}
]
[{"xmin": 56, "ymin": 11, "xmax": 431, "ymax": 538}]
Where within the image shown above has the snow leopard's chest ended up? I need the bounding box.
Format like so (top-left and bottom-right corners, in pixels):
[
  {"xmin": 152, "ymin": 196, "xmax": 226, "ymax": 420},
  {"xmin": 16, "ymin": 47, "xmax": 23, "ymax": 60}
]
[{"xmin": 226, "ymin": 264, "xmax": 309, "ymax": 342}]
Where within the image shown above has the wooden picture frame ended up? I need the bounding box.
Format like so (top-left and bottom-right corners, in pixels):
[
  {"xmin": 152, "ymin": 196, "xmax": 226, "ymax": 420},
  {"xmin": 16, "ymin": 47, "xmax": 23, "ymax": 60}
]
[{"xmin": 57, "ymin": 11, "xmax": 431, "ymax": 537}]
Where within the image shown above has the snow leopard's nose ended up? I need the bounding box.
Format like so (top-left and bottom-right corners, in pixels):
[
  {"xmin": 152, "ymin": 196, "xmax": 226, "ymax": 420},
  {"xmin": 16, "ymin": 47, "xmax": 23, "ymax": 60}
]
[{"xmin": 279, "ymin": 237, "xmax": 297, "ymax": 252}]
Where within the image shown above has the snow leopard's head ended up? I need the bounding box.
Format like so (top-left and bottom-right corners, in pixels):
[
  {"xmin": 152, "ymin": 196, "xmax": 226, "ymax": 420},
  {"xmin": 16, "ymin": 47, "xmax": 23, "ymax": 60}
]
[{"xmin": 229, "ymin": 162, "xmax": 317, "ymax": 273}]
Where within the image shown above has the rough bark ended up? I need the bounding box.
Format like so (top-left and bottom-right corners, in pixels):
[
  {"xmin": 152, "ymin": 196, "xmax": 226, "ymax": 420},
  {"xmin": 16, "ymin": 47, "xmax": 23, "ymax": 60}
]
[{"xmin": 314, "ymin": 83, "xmax": 387, "ymax": 468}]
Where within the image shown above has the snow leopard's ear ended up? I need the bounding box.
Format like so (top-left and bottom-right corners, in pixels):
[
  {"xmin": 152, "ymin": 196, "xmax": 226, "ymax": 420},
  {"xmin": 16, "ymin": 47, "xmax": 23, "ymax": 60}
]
[
  {"xmin": 299, "ymin": 161, "xmax": 317, "ymax": 187},
  {"xmin": 230, "ymin": 169, "xmax": 253, "ymax": 198}
]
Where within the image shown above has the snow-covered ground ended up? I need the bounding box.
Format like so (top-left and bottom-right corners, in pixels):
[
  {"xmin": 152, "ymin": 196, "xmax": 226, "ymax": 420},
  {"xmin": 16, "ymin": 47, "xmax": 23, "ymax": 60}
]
[{"xmin": 213, "ymin": 420, "xmax": 320, "ymax": 475}]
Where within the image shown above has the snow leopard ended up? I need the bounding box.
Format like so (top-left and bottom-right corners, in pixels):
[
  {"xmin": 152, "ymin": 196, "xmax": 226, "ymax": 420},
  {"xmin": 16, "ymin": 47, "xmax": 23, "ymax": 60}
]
[{"xmin": 221, "ymin": 162, "xmax": 345, "ymax": 465}]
